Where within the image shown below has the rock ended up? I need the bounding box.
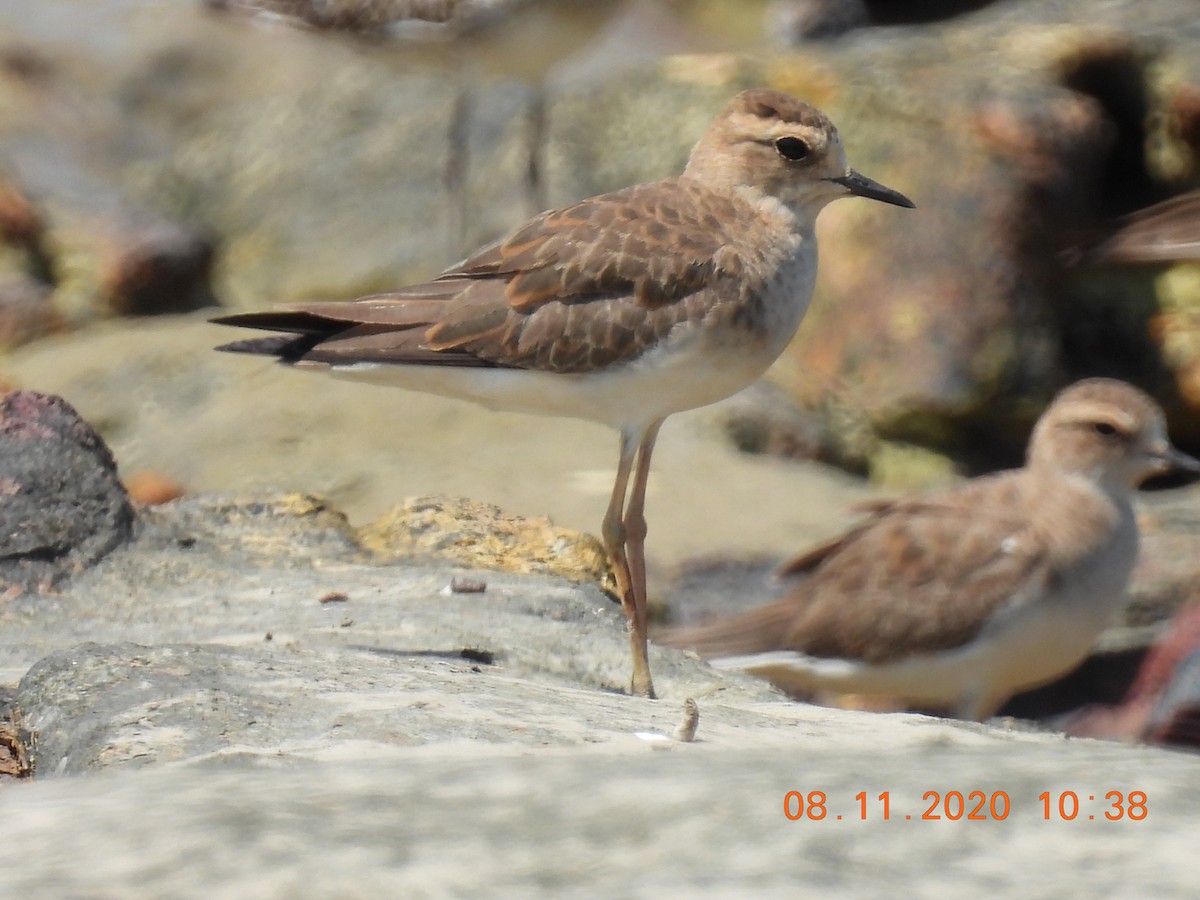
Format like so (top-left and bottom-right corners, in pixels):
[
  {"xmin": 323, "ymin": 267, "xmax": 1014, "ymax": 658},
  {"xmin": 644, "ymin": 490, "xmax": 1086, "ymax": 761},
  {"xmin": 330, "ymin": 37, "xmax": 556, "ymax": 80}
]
[
  {"xmin": 1, "ymin": 488, "xmax": 784, "ymax": 770},
  {"xmin": 0, "ymin": 177, "xmax": 58, "ymax": 347},
  {"xmin": 97, "ymin": 220, "xmax": 216, "ymax": 317},
  {"xmin": 1124, "ymin": 485, "xmax": 1200, "ymax": 627},
  {"xmin": 1067, "ymin": 594, "xmax": 1200, "ymax": 747},
  {"xmin": 706, "ymin": 381, "xmax": 833, "ymax": 464},
  {"xmin": 545, "ymin": 1, "xmax": 710, "ymax": 91},
  {"xmin": 211, "ymin": 0, "xmax": 521, "ymax": 35},
  {"xmin": 2, "ymin": 735, "xmax": 1199, "ymax": 897},
  {"xmin": 1149, "ymin": 644, "xmax": 1200, "ymax": 746},
  {"xmin": 128, "ymin": 491, "xmax": 362, "ymax": 565},
  {"xmin": 0, "ymin": 48, "xmax": 218, "ymax": 322},
  {"xmin": 765, "ymin": 0, "xmax": 870, "ymax": 45},
  {"xmin": 0, "ymin": 406, "xmax": 1191, "ymax": 890},
  {"xmin": 0, "ymin": 274, "xmax": 59, "ymax": 350},
  {"xmin": 0, "ymin": 175, "xmax": 53, "ymax": 286},
  {"xmin": 0, "ymin": 687, "xmax": 31, "ymax": 780},
  {"xmin": 0, "ymin": 391, "xmax": 134, "ymax": 595},
  {"xmin": 358, "ymin": 494, "xmax": 615, "ymax": 589}
]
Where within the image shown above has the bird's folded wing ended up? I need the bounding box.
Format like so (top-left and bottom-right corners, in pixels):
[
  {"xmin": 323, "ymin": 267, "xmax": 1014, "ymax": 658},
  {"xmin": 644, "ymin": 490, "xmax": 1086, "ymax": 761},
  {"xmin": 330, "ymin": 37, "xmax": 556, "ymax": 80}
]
[
  {"xmin": 663, "ymin": 475, "xmax": 1071, "ymax": 664},
  {"xmin": 214, "ymin": 178, "xmax": 768, "ymax": 374}
]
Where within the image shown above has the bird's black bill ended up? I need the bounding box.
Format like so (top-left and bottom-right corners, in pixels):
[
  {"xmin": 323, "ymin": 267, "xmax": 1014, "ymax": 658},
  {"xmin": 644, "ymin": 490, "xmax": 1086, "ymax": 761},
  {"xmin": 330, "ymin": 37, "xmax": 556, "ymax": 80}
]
[{"xmin": 832, "ymin": 170, "xmax": 915, "ymax": 208}]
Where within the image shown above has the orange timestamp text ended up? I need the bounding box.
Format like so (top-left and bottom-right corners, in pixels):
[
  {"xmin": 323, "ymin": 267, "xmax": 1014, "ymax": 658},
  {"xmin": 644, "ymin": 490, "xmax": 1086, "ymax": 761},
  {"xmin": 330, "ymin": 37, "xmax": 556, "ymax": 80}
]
[{"xmin": 783, "ymin": 790, "xmax": 1148, "ymax": 822}]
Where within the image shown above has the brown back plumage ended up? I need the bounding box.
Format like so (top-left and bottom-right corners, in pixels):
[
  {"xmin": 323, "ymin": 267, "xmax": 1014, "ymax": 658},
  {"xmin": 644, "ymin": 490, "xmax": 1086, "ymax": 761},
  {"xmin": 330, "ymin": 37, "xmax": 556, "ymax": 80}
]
[
  {"xmin": 658, "ymin": 473, "xmax": 1055, "ymax": 663},
  {"xmin": 213, "ymin": 178, "xmax": 783, "ymax": 374}
]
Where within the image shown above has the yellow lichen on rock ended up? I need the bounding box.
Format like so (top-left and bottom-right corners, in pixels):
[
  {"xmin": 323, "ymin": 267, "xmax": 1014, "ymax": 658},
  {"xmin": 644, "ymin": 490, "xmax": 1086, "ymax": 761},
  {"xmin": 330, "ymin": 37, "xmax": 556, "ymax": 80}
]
[{"xmin": 358, "ymin": 495, "xmax": 616, "ymax": 591}]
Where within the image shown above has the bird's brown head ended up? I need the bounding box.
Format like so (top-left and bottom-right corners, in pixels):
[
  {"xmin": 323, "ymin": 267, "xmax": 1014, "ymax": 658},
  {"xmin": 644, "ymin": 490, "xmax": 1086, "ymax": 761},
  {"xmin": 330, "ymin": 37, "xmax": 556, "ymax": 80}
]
[
  {"xmin": 1027, "ymin": 378, "xmax": 1200, "ymax": 488},
  {"xmin": 684, "ymin": 88, "xmax": 914, "ymax": 214}
]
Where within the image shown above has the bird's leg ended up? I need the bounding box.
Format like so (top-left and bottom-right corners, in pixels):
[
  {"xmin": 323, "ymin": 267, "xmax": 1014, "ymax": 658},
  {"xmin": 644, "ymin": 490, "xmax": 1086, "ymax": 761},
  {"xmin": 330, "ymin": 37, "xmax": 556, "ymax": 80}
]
[
  {"xmin": 622, "ymin": 420, "xmax": 662, "ymax": 698},
  {"xmin": 602, "ymin": 429, "xmax": 655, "ymax": 698}
]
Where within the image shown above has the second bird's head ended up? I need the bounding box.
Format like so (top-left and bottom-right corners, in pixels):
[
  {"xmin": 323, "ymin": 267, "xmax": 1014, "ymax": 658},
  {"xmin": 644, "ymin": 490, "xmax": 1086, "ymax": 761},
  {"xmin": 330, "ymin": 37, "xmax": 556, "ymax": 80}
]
[{"xmin": 1029, "ymin": 378, "xmax": 1200, "ymax": 489}]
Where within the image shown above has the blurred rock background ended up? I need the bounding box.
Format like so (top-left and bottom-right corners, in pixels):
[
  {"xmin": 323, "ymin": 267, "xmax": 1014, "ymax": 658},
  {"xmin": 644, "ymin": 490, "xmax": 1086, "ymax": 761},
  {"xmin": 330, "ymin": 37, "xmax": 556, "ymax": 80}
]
[{"xmin": 1, "ymin": 0, "xmax": 1198, "ymax": 479}]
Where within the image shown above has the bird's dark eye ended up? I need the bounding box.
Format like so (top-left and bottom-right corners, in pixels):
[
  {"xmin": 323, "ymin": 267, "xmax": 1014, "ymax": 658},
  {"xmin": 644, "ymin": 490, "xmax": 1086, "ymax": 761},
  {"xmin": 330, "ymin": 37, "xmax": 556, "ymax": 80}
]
[
  {"xmin": 1093, "ymin": 422, "xmax": 1119, "ymax": 437},
  {"xmin": 774, "ymin": 137, "xmax": 810, "ymax": 161}
]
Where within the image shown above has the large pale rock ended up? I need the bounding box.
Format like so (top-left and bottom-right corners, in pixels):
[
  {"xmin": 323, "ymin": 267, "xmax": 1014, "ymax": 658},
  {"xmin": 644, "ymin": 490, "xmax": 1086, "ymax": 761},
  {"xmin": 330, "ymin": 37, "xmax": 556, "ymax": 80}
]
[
  {"xmin": 2, "ymin": 737, "xmax": 1199, "ymax": 898},
  {"xmin": 0, "ymin": 388, "xmax": 1194, "ymax": 891}
]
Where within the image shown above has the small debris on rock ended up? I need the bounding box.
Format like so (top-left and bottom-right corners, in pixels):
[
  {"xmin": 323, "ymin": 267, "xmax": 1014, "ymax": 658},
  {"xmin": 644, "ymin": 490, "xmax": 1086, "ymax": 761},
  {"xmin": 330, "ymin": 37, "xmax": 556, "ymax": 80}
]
[
  {"xmin": 674, "ymin": 697, "xmax": 700, "ymax": 743},
  {"xmin": 0, "ymin": 698, "xmax": 32, "ymax": 780},
  {"xmin": 633, "ymin": 731, "xmax": 674, "ymax": 750},
  {"xmin": 319, "ymin": 591, "xmax": 350, "ymax": 604}
]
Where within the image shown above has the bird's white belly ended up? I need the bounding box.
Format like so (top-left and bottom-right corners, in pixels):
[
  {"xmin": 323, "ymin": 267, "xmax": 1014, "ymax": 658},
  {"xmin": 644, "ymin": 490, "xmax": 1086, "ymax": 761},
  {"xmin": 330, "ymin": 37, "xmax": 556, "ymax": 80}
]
[
  {"xmin": 726, "ymin": 589, "xmax": 1126, "ymax": 700},
  {"xmin": 324, "ymin": 337, "xmax": 770, "ymax": 432}
]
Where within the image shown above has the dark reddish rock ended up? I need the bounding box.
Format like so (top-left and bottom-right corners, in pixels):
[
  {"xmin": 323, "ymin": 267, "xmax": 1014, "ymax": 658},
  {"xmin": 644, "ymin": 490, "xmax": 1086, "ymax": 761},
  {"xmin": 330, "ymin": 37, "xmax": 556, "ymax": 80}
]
[
  {"xmin": 0, "ymin": 177, "xmax": 46, "ymax": 253},
  {"xmin": 1067, "ymin": 597, "xmax": 1200, "ymax": 748},
  {"xmin": 1149, "ymin": 652, "xmax": 1200, "ymax": 747},
  {"xmin": 0, "ymin": 391, "xmax": 134, "ymax": 595},
  {"xmin": 98, "ymin": 221, "xmax": 216, "ymax": 317}
]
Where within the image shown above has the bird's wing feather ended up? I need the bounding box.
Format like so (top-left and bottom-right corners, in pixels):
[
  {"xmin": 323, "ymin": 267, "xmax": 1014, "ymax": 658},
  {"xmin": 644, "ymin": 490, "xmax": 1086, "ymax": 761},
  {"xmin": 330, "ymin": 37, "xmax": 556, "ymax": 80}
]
[
  {"xmin": 1084, "ymin": 190, "xmax": 1200, "ymax": 263},
  {"xmin": 213, "ymin": 178, "xmax": 772, "ymax": 374},
  {"xmin": 663, "ymin": 473, "xmax": 1117, "ymax": 664}
]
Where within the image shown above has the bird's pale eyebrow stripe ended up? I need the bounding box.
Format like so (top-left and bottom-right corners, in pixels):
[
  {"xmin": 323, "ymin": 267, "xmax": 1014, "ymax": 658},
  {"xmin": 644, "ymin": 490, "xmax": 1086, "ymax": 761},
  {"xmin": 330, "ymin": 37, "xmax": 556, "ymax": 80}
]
[{"xmin": 1062, "ymin": 403, "xmax": 1137, "ymax": 432}]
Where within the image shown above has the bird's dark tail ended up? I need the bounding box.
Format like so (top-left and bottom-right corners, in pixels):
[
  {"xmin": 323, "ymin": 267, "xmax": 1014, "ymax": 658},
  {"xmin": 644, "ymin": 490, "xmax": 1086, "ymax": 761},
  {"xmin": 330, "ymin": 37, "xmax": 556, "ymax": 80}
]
[
  {"xmin": 214, "ymin": 333, "xmax": 326, "ymax": 362},
  {"xmin": 655, "ymin": 597, "xmax": 799, "ymax": 658},
  {"xmin": 211, "ymin": 310, "xmax": 348, "ymax": 362}
]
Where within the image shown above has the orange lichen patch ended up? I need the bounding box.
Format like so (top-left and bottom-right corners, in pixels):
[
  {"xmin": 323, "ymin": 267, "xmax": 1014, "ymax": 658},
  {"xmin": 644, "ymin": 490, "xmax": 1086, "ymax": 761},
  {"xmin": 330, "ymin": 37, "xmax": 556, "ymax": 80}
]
[{"xmin": 124, "ymin": 470, "xmax": 186, "ymax": 506}]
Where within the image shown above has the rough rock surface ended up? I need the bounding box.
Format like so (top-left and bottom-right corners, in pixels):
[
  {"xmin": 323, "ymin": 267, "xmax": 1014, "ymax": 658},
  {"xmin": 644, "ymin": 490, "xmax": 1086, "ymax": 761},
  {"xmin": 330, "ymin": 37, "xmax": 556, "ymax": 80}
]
[
  {"xmin": 3, "ymin": 737, "xmax": 1199, "ymax": 897},
  {"xmin": 2, "ymin": 488, "xmax": 1200, "ymax": 895},
  {"xmin": 0, "ymin": 378, "xmax": 1191, "ymax": 890}
]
